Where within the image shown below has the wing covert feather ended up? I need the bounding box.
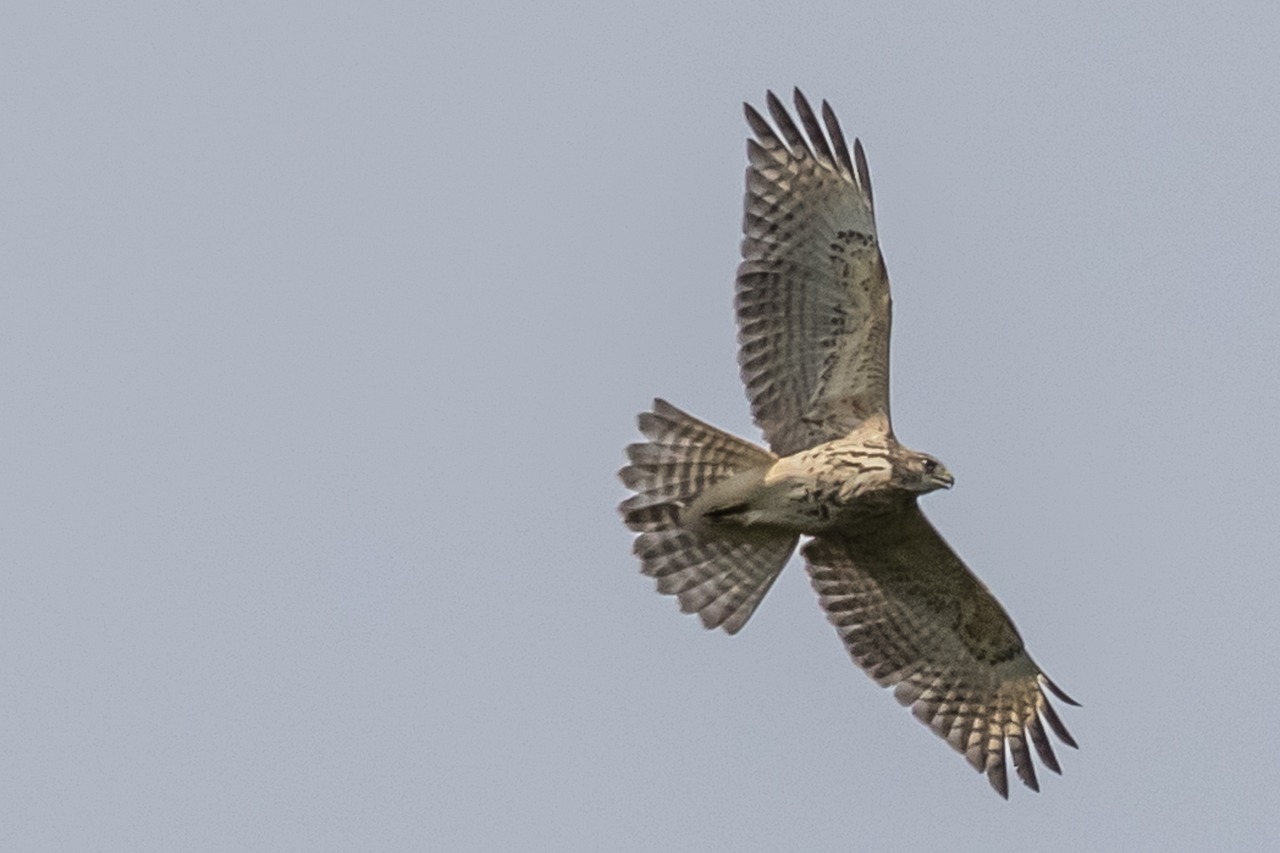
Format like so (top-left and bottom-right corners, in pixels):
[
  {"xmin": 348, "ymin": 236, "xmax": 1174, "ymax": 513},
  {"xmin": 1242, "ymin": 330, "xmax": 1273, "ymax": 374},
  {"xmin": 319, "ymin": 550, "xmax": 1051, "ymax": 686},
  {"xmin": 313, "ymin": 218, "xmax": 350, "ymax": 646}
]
[
  {"xmin": 802, "ymin": 504, "xmax": 1078, "ymax": 798},
  {"xmin": 738, "ymin": 89, "xmax": 891, "ymax": 455}
]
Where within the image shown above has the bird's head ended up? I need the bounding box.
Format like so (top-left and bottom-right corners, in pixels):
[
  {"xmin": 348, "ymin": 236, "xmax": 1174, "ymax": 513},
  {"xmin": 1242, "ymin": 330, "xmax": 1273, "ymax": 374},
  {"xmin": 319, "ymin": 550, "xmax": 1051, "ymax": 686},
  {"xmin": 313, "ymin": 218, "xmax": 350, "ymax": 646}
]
[{"xmin": 892, "ymin": 449, "xmax": 954, "ymax": 495}]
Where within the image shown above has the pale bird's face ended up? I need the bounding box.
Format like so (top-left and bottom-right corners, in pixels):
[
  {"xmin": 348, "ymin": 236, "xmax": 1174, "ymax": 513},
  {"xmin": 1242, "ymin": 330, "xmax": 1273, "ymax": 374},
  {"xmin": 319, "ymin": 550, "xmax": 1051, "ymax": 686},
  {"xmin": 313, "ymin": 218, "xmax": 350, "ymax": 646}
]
[{"xmin": 894, "ymin": 451, "xmax": 954, "ymax": 494}]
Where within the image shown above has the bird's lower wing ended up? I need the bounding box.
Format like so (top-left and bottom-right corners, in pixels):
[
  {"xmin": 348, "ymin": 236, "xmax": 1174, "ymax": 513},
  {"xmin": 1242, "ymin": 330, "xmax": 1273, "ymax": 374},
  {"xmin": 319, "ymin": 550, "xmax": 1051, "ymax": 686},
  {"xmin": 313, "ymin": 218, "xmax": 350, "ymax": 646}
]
[{"xmin": 802, "ymin": 505, "xmax": 1078, "ymax": 798}]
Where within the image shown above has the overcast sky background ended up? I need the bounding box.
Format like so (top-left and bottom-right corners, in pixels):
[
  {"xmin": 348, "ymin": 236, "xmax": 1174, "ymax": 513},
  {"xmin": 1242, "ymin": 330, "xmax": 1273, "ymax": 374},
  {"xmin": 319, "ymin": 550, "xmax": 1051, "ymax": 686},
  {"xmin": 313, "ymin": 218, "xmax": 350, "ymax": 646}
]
[{"xmin": 3, "ymin": 2, "xmax": 1279, "ymax": 850}]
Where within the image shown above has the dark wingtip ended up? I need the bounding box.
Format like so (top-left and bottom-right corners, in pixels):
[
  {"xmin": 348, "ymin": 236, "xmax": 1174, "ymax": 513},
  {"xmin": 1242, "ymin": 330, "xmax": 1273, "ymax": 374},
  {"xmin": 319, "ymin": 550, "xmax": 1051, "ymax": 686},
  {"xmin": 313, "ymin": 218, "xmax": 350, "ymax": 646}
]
[
  {"xmin": 1027, "ymin": 716, "xmax": 1062, "ymax": 776},
  {"xmin": 852, "ymin": 138, "xmax": 875, "ymax": 213},
  {"xmin": 1010, "ymin": 735, "xmax": 1040, "ymax": 793},
  {"xmin": 821, "ymin": 99, "xmax": 857, "ymax": 180},
  {"xmin": 987, "ymin": 762, "xmax": 1010, "ymax": 800},
  {"xmin": 1043, "ymin": 675, "xmax": 1081, "ymax": 707},
  {"xmin": 1039, "ymin": 697, "xmax": 1079, "ymax": 750}
]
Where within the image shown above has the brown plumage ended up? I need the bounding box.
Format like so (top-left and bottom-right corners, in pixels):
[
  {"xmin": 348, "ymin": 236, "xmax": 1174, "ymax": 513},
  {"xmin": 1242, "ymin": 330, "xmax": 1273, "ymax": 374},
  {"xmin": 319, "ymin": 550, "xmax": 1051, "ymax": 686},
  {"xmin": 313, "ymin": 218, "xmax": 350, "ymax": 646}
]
[{"xmin": 618, "ymin": 89, "xmax": 1077, "ymax": 798}]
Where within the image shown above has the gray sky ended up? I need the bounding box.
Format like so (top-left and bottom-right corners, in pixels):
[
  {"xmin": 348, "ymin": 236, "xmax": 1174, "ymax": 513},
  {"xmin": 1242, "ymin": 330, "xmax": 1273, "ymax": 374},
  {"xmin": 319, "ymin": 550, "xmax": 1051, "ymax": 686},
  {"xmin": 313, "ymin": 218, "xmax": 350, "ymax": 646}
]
[{"xmin": 4, "ymin": 1, "xmax": 1279, "ymax": 850}]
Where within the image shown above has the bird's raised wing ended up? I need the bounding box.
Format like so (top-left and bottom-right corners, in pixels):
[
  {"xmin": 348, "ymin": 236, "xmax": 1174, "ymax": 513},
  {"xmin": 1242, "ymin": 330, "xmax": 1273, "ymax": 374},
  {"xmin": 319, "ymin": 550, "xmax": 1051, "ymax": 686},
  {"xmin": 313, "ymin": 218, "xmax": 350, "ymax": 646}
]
[
  {"xmin": 738, "ymin": 89, "xmax": 891, "ymax": 456},
  {"xmin": 802, "ymin": 504, "xmax": 1078, "ymax": 798}
]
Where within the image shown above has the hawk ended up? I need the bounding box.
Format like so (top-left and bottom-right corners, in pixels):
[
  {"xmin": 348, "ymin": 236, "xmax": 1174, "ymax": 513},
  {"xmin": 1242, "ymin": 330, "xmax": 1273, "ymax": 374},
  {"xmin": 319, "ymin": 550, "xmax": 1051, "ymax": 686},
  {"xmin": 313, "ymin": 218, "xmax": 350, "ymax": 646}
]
[{"xmin": 618, "ymin": 90, "xmax": 1078, "ymax": 798}]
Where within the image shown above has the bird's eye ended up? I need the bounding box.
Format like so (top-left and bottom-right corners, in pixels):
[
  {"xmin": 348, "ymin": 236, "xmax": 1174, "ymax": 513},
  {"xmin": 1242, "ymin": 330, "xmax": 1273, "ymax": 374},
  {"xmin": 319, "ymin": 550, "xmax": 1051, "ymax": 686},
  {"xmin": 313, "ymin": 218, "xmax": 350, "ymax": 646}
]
[{"xmin": 922, "ymin": 459, "xmax": 937, "ymax": 474}]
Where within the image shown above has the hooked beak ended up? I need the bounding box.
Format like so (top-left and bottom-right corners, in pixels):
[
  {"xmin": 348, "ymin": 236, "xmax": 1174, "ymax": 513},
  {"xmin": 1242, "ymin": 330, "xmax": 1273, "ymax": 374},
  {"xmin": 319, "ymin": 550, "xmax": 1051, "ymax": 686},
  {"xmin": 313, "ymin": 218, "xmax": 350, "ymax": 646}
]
[{"xmin": 933, "ymin": 468, "xmax": 955, "ymax": 489}]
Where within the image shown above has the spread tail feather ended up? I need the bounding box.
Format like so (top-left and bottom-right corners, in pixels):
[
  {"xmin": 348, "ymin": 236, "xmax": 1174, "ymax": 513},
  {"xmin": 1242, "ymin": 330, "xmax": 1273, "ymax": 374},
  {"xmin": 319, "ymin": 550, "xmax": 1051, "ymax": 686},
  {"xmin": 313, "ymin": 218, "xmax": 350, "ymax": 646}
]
[{"xmin": 619, "ymin": 399, "xmax": 797, "ymax": 633}]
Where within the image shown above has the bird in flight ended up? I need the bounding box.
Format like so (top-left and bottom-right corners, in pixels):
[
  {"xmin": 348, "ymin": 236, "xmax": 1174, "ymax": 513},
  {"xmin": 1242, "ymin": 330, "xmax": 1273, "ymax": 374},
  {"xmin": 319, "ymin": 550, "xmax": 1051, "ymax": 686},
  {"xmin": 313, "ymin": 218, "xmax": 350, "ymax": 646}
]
[{"xmin": 618, "ymin": 89, "xmax": 1078, "ymax": 798}]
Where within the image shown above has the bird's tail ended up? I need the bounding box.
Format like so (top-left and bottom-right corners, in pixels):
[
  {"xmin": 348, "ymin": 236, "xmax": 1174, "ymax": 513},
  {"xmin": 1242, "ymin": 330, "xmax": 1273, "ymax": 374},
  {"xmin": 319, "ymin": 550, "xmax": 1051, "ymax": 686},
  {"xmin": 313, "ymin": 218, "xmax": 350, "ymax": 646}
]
[{"xmin": 618, "ymin": 399, "xmax": 798, "ymax": 634}]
